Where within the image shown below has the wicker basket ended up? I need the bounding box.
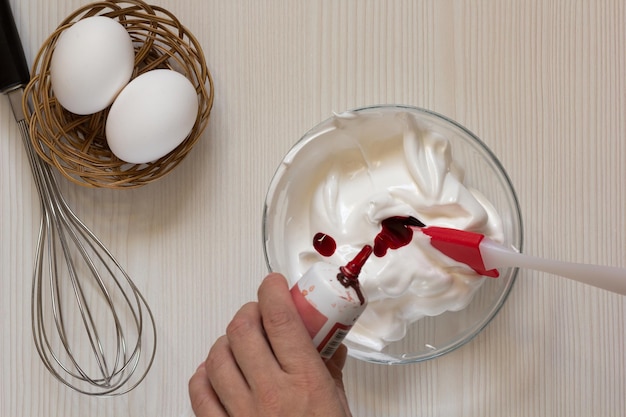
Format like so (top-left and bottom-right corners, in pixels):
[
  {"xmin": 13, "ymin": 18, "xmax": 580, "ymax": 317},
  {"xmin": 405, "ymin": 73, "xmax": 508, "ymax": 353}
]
[{"xmin": 23, "ymin": 0, "xmax": 214, "ymax": 188}]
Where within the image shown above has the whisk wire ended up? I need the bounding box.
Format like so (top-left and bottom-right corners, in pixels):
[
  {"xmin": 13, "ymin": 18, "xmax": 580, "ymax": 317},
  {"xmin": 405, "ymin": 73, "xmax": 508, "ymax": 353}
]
[
  {"xmin": 56, "ymin": 220, "xmax": 115, "ymax": 385},
  {"xmin": 55, "ymin": 188, "xmax": 150, "ymax": 385},
  {"xmin": 17, "ymin": 115, "xmax": 157, "ymax": 396},
  {"xmin": 31, "ymin": 132, "xmax": 115, "ymax": 384}
]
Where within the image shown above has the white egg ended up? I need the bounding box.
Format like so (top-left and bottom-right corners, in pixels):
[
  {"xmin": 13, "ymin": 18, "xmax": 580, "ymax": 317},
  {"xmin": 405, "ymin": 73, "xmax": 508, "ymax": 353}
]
[
  {"xmin": 50, "ymin": 16, "xmax": 134, "ymax": 115},
  {"xmin": 105, "ymin": 69, "xmax": 199, "ymax": 164}
]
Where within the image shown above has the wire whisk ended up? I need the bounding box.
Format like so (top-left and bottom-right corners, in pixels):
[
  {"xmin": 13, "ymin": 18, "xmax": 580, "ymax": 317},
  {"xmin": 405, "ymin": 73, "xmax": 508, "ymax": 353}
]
[
  {"xmin": 17, "ymin": 89, "xmax": 157, "ymax": 396},
  {"xmin": 2, "ymin": 0, "xmax": 156, "ymax": 396}
]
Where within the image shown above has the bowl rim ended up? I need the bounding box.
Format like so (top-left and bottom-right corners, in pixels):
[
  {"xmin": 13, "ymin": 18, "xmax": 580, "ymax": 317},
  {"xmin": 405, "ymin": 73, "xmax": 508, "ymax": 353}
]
[{"xmin": 262, "ymin": 104, "xmax": 524, "ymax": 364}]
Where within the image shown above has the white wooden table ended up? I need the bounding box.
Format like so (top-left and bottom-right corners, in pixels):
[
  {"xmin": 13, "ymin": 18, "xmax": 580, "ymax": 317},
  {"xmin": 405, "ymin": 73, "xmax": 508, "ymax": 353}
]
[{"xmin": 1, "ymin": 1, "xmax": 624, "ymax": 416}]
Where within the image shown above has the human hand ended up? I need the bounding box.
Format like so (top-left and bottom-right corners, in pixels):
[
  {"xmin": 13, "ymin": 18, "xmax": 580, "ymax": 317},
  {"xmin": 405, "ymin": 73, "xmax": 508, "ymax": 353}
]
[{"xmin": 188, "ymin": 273, "xmax": 353, "ymax": 417}]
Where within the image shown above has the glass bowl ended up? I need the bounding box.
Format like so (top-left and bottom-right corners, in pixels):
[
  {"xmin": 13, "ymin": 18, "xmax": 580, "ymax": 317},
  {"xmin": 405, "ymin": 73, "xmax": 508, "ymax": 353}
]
[{"xmin": 263, "ymin": 105, "xmax": 523, "ymax": 364}]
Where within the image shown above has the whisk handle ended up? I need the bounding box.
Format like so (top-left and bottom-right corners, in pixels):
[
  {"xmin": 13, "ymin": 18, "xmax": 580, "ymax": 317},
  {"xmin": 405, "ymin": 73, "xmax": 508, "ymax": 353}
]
[{"xmin": 0, "ymin": 0, "xmax": 30, "ymax": 94}]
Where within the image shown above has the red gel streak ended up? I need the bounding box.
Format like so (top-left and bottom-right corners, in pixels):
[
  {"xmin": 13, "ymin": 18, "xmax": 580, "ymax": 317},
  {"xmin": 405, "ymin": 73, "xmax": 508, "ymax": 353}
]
[{"xmin": 373, "ymin": 216, "xmax": 425, "ymax": 256}]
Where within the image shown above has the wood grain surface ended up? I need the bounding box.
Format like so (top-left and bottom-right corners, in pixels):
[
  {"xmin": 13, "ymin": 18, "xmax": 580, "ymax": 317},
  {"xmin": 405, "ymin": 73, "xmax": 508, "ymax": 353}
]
[{"xmin": 1, "ymin": 1, "xmax": 624, "ymax": 416}]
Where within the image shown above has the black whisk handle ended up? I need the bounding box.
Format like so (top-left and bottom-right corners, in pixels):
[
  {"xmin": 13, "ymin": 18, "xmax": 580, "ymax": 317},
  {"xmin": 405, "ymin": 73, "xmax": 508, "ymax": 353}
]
[{"xmin": 0, "ymin": 0, "xmax": 30, "ymax": 93}]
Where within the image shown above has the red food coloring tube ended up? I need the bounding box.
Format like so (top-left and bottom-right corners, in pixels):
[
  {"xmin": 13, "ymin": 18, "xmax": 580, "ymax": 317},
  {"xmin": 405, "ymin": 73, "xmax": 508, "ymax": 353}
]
[{"xmin": 290, "ymin": 245, "xmax": 372, "ymax": 359}]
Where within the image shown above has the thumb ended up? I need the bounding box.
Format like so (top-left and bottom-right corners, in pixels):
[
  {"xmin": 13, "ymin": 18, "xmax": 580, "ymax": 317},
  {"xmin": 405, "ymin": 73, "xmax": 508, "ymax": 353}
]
[
  {"xmin": 325, "ymin": 343, "xmax": 348, "ymax": 384},
  {"xmin": 325, "ymin": 344, "xmax": 352, "ymax": 416}
]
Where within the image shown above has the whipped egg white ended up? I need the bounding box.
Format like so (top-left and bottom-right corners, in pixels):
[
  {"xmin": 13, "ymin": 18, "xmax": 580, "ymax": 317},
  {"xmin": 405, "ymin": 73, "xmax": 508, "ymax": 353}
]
[{"xmin": 264, "ymin": 107, "xmax": 504, "ymax": 351}]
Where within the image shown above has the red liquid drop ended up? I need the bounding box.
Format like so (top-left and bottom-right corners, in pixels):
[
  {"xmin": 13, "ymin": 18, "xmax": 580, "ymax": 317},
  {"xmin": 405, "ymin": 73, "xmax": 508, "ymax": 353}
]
[{"xmin": 313, "ymin": 233, "xmax": 337, "ymax": 256}]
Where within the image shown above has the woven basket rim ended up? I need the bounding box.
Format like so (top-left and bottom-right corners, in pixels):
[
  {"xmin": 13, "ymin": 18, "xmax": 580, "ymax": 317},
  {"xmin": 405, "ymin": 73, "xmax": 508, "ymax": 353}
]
[{"xmin": 23, "ymin": 0, "xmax": 214, "ymax": 189}]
